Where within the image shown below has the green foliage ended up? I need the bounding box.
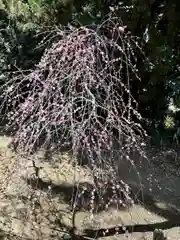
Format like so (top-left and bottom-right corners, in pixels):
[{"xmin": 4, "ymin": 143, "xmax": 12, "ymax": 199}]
[
  {"xmin": 1, "ymin": 0, "xmax": 74, "ymax": 28},
  {"xmin": 119, "ymin": 1, "xmax": 180, "ymax": 127},
  {"xmin": 164, "ymin": 116, "xmax": 174, "ymax": 129},
  {"xmin": 0, "ymin": 8, "xmax": 45, "ymax": 87},
  {"xmin": 73, "ymin": 0, "xmax": 103, "ymax": 24},
  {"xmin": 0, "ymin": 0, "xmax": 180, "ymax": 144}
]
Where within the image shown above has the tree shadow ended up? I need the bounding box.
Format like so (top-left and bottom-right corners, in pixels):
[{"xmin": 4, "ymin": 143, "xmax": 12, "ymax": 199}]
[
  {"xmin": 25, "ymin": 177, "xmax": 126, "ymax": 212},
  {"xmin": 83, "ymin": 220, "xmax": 180, "ymax": 238},
  {"xmin": 24, "ymin": 175, "xmax": 180, "ymax": 238}
]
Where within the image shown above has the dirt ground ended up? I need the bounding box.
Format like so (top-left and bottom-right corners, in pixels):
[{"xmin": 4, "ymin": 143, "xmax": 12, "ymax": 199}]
[{"xmin": 0, "ymin": 136, "xmax": 180, "ymax": 239}]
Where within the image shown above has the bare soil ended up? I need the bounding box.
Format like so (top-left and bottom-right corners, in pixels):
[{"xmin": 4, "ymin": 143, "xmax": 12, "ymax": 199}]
[{"xmin": 0, "ymin": 136, "xmax": 180, "ymax": 239}]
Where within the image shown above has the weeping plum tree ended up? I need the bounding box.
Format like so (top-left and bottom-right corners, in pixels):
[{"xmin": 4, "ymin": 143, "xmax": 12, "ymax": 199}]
[{"xmin": 0, "ymin": 19, "xmax": 147, "ymax": 209}]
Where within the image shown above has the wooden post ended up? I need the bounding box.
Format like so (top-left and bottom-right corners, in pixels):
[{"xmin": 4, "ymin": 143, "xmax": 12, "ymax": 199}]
[{"xmin": 153, "ymin": 229, "xmax": 166, "ymax": 240}]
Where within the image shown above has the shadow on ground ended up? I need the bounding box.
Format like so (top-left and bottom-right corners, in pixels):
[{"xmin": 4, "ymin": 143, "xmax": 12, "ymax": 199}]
[
  {"xmin": 24, "ymin": 175, "xmax": 180, "ymax": 239},
  {"xmin": 0, "ymin": 136, "xmax": 180, "ymax": 239}
]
